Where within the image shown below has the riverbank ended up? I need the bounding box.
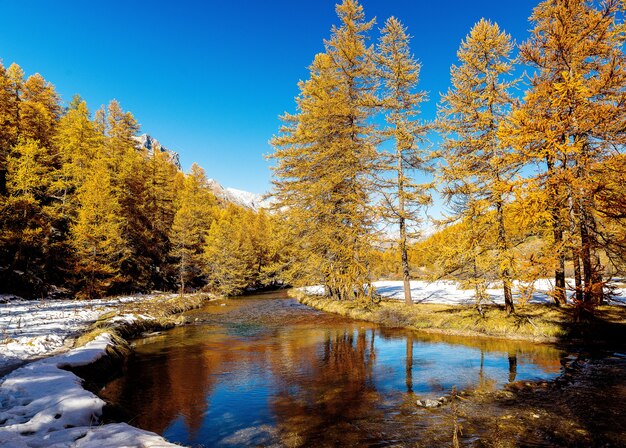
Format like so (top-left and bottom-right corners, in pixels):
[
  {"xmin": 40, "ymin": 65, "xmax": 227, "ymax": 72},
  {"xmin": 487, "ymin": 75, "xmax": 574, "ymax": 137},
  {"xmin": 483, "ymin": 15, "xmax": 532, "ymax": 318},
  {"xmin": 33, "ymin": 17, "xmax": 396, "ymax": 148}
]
[
  {"xmin": 0, "ymin": 293, "xmax": 212, "ymax": 448},
  {"xmin": 0, "ymin": 294, "xmax": 145, "ymax": 375},
  {"xmin": 449, "ymin": 352, "xmax": 626, "ymax": 447},
  {"xmin": 296, "ymin": 293, "xmax": 626, "ymax": 343}
]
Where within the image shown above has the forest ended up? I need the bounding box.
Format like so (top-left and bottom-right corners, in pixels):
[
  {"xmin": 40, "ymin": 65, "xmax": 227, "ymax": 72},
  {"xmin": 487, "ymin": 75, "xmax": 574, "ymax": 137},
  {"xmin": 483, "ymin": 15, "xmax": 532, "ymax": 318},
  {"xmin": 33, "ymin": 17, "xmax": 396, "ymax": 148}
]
[
  {"xmin": 0, "ymin": 83, "xmax": 285, "ymax": 299},
  {"xmin": 1, "ymin": 0, "xmax": 625, "ymax": 321},
  {"xmin": 271, "ymin": 0, "xmax": 626, "ymax": 317}
]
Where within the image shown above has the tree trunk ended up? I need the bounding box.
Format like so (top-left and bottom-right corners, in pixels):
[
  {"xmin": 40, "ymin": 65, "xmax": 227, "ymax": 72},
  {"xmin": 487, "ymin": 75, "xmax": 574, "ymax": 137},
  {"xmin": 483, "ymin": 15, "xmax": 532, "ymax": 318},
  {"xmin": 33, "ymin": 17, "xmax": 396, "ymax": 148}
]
[
  {"xmin": 573, "ymin": 250, "xmax": 583, "ymax": 303},
  {"xmin": 496, "ymin": 199, "xmax": 514, "ymax": 315},
  {"xmin": 397, "ymin": 147, "xmax": 412, "ymax": 306},
  {"xmin": 508, "ymin": 352, "xmax": 517, "ymax": 383},
  {"xmin": 546, "ymin": 155, "xmax": 566, "ymax": 305},
  {"xmin": 472, "ymin": 254, "xmax": 485, "ymax": 317},
  {"xmin": 577, "ymin": 143, "xmax": 603, "ymax": 307},
  {"xmin": 569, "ymin": 194, "xmax": 583, "ymax": 303},
  {"xmin": 400, "ymin": 216, "xmax": 412, "ymax": 305},
  {"xmin": 553, "ymin": 227, "xmax": 567, "ymax": 305},
  {"xmin": 580, "ymin": 207, "xmax": 603, "ymax": 305}
]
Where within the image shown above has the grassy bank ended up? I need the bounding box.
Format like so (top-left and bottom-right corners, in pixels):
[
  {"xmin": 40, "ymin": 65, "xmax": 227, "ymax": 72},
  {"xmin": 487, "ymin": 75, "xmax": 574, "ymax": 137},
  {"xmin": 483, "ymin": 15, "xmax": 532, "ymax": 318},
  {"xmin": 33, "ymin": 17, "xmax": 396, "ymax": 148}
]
[
  {"xmin": 75, "ymin": 292, "xmax": 212, "ymax": 348},
  {"xmin": 296, "ymin": 292, "xmax": 626, "ymax": 343}
]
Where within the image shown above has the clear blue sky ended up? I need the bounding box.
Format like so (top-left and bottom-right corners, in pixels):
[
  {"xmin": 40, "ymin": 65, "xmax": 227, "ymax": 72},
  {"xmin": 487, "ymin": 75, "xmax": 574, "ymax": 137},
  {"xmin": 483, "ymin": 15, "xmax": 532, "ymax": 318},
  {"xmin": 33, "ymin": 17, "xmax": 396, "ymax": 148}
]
[{"xmin": 0, "ymin": 1, "xmax": 536, "ymax": 194}]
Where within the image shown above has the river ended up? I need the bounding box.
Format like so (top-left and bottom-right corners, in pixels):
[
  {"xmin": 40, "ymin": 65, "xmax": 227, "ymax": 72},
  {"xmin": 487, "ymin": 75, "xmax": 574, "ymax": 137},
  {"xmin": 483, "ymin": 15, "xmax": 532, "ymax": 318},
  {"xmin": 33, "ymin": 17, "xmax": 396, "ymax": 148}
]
[{"xmin": 99, "ymin": 291, "xmax": 595, "ymax": 447}]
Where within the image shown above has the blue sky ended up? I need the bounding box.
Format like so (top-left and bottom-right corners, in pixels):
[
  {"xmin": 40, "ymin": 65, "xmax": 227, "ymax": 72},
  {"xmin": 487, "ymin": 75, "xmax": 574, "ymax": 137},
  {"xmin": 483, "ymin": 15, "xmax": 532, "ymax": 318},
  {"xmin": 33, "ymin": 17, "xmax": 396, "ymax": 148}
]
[{"xmin": 0, "ymin": 1, "xmax": 536, "ymax": 194}]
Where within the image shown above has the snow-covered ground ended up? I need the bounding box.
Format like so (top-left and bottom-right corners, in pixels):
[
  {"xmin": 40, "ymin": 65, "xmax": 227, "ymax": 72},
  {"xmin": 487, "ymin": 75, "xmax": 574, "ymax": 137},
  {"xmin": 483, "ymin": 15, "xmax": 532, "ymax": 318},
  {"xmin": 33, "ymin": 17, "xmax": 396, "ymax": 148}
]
[
  {"xmin": 0, "ymin": 296, "xmax": 143, "ymax": 374},
  {"xmin": 0, "ymin": 295, "xmax": 180, "ymax": 447},
  {"xmin": 306, "ymin": 279, "xmax": 626, "ymax": 305},
  {"xmin": 0, "ymin": 333, "xmax": 178, "ymax": 447}
]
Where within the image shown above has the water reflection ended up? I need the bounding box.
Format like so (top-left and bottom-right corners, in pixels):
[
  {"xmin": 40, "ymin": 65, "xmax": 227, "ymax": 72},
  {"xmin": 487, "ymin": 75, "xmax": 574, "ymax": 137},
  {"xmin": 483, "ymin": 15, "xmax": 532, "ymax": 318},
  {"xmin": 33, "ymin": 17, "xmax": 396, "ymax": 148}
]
[{"xmin": 100, "ymin": 296, "xmax": 563, "ymax": 447}]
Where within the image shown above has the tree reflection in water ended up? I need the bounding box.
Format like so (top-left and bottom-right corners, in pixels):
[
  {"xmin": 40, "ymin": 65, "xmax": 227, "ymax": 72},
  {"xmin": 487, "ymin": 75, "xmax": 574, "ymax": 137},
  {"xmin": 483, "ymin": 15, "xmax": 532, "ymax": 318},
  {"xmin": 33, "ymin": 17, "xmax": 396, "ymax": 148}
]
[{"xmin": 99, "ymin": 297, "xmax": 563, "ymax": 447}]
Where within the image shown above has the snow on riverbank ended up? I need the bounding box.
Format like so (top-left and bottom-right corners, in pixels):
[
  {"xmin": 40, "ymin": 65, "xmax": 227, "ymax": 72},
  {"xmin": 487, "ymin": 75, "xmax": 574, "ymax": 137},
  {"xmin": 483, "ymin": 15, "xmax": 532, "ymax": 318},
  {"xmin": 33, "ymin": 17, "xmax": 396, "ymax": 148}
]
[
  {"xmin": 0, "ymin": 296, "xmax": 147, "ymax": 373},
  {"xmin": 0, "ymin": 333, "xmax": 179, "ymax": 447},
  {"xmin": 306, "ymin": 279, "xmax": 626, "ymax": 305}
]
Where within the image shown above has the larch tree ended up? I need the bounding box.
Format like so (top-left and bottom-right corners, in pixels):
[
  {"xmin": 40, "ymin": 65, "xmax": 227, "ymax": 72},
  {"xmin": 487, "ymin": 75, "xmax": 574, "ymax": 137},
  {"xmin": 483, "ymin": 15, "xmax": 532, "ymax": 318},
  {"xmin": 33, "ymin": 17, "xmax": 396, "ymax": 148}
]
[
  {"xmin": 20, "ymin": 73, "xmax": 61, "ymax": 148},
  {"xmin": 6, "ymin": 139, "xmax": 54, "ymax": 201},
  {"xmin": 438, "ymin": 19, "xmax": 518, "ymax": 314},
  {"xmin": 256, "ymin": 209, "xmax": 290, "ymax": 288},
  {"xmin": 144, "ymin": 147, "xmax": 180, "ymax": 288},
  {"xmin": 70, "ymin": 157, "xmax": 128, "ymax": 299},
  {"xmin": 247, "ymin": 208, "xmax": 272, "ymax": 288},
  {"xmin": 53, "ymin": 98, "xmax": 103, "ymax": 216},
  {"xmin": 0, "ymin": 67, "xmax": 61, "ymax": 294},
  {"xmin": 203, "ymin": 205, "xmax": 256, "ymax": 296},
  {"xmin": 5, "ymin": 64, "xmax": 24, "ymax": 146},
  {"xmin": 270, "ymin": 0, "xmax": 378, "ymax": 301},
  {"xmin": 1, "ymin": 138, "xmax": 55, "ymax": 293},
  {"xmin": 0, "ymin": 62, "xmax": 13, "ymax": 194},
  {"xmin": 103, "ymin": 100, "xmax": 152, "ymax": 289},
  {"xmin": 170, "ymin": 163, "xmax": 216, "ymax": 293},
  {"xmin": 0, "ymin": 64, "xmax": 22, "ymax": 195},
  {"xmin": 593, "ymin": 153, "xmax": 626, "ymax": 272},
  {"xmin": 106, "ymin": 99, "xmax": 140, "ymax": 157},
  {"xmin": 376, "ymin": 16, "xmax": 431, "ymax": 305},
  {"xmin": 505, "ymin": 0, "xmax": 626, "ymax": 308}
]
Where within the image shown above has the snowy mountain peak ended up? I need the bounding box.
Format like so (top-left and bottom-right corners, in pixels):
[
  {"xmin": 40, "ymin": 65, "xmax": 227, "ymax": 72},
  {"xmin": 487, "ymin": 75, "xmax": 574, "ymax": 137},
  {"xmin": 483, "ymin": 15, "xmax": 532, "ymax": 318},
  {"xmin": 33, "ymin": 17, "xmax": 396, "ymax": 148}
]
[
  {"xmin": 133, "ymin": 134, "xmax": 181, "ymax": 168},
  {"xmin": 206, "ymin": 179, "xmax": 271, "ymax": 211},
  {"xmin": 225, "ymin": 187, "xmax": 267, "ymax": 211}
]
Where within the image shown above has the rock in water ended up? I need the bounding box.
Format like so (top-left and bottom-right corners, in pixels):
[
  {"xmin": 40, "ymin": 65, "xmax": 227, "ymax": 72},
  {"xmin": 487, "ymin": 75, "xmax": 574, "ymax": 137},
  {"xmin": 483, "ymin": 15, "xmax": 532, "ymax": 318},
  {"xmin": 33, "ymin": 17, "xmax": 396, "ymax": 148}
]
[{"xmin": 416, "ymin": 399, "xmax": 442, "ymax": 408}]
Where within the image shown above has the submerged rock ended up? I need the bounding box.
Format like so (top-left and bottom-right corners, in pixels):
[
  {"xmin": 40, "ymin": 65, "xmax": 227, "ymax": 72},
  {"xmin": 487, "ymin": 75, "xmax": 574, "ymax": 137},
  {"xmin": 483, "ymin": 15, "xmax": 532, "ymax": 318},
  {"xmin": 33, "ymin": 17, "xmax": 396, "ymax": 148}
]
[
  {"xmin": 416, "ymin": 396, "xmax": 450, "ymax": 408},
  {"xmin": 416, "ymin": 398, "xmax": 443, "ymax": 408}
]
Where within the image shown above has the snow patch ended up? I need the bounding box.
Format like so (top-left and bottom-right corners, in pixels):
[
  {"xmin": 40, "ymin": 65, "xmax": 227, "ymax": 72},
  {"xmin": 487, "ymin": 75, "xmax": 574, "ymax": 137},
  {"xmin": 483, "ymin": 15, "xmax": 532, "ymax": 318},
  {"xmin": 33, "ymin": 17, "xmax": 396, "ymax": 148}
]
[
  {"xmin": 0, "ymin": 334, "xmax": 179, "ymax": 447},
  {"xmin": 305, "ymin": 279, "xmax": 626, "ymax": 305},
  {"xmin": 0, "ymin": 296, "xmax": 143, "ymax": 373},
  {"xmin": 225, "ymin": 187, "xmax": 273, "ymax": 211}
]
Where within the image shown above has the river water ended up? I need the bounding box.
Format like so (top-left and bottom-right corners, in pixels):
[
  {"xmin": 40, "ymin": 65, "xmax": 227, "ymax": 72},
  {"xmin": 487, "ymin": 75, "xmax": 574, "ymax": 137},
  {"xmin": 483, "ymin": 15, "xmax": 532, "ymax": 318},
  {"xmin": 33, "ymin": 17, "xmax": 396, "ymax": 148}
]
[{"xmin": 99, "ymin": 291, "xmax": 566, "ymax": 447}]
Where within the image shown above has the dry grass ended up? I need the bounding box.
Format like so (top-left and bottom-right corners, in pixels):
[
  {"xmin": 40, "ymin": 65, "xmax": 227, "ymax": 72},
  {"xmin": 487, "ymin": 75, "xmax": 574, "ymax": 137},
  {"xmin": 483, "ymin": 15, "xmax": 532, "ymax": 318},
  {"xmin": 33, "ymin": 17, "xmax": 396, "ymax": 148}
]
[{"xmin": 295, "ymin": 291, "xmax": 626, "ymax": 343}]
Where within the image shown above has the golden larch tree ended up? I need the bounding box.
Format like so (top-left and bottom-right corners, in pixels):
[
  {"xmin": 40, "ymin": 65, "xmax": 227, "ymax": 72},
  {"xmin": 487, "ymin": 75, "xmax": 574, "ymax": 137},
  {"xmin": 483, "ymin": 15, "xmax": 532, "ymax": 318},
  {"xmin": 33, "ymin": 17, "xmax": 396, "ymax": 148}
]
[
  {"xmin": 170, "ymin": 163, "xmax": 216, "ymax": 293},
  {"xmin": 376, "ymin": 16, "xmax": 431, "ymax": 305},
  {"xmin": 438, "ymin": 19, "xmax": 518, "ymax": 314},
  {"xmin": 70, "ymin": 157, "xmax": 129, "ymax": 299},
  {"xmin": 270, "ymin": 0, "xmax": 378, "ymax": 301},
  {"xmin": 504, "ymin": 0, "xmax": 626, "ymax": 308}
]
